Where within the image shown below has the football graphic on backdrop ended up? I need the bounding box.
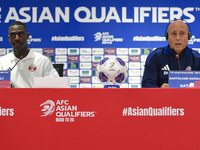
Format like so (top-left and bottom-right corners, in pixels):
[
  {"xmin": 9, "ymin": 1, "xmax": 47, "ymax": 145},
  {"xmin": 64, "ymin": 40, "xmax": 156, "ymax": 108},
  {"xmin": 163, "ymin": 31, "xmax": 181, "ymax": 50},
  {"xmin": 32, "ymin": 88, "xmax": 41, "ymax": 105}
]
[{"xmin": 96, "ymin": 56, "xmax": 128, "ymax": 86}]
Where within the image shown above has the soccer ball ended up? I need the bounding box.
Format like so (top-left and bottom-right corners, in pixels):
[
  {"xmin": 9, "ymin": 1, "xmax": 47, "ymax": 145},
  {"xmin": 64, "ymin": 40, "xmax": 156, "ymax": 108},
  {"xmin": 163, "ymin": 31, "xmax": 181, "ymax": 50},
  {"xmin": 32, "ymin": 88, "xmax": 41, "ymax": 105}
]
[{"xmin": 96, "ymin": 56, "xmax": 128, "ymax": 86}]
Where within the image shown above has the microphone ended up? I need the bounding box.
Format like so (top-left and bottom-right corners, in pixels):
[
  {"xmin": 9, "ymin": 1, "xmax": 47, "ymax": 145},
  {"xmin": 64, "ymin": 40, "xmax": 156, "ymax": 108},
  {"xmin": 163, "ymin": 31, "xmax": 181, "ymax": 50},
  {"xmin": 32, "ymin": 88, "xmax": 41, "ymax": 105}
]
[
  {"xmin": 8, "ymin": 54, "xmax": 24, "ymax": 71},
  {"xmin": 176, "ymin": 54, "xmax": 179, "ymax": 58},
  {"xmin": 175, "ymin": 54, "xmax": 181, "ymax": 70}
]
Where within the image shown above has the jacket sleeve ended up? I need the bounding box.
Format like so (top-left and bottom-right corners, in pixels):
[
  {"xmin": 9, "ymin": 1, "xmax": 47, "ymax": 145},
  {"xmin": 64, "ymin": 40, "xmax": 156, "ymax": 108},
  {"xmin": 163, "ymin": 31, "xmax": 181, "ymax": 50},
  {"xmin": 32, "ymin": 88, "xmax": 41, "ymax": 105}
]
[{"xmin": 142, "ymin": 51, "xmax": 160, "ymax": 88}]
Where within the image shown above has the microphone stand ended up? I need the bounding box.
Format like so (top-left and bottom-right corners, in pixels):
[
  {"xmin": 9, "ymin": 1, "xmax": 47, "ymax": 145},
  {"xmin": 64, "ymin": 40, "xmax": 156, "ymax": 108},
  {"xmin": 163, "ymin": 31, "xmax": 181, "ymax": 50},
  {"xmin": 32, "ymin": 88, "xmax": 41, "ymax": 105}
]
[
  {"xmin": 8, "ymin": 55, "xmax": 24, "ymax": 88},
  {"xmin": 8, "ymin": 55, "xmax": 24, "ymax": 71}
]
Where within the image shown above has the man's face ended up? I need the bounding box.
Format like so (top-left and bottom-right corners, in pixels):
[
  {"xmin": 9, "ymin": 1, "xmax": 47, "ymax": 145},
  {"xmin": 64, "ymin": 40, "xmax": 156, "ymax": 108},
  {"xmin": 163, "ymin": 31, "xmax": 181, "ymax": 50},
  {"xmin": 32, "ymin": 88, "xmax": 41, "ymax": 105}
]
[
  {"xmin": 167, "ymin": 21, "xmax": 189, "ymax": 54},
  {"xmin": 8, "ymin": 25, "xmax": 29, "ymax": 53}
]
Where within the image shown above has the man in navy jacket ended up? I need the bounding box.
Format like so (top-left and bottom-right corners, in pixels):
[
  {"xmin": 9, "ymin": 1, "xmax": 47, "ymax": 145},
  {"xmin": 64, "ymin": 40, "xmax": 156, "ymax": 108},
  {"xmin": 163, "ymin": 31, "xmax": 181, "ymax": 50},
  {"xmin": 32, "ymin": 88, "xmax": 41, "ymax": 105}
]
[{"xmin": 142, "ymin": 20, "xmax": 200, "ymax": 88}]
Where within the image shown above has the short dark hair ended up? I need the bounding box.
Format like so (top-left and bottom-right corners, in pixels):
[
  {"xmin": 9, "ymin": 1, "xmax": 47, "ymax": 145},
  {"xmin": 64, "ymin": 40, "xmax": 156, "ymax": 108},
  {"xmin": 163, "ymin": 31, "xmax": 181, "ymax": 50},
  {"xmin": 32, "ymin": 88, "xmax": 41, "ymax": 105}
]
[{"xmin": 9, "ymin": 21, "xmax": 27, "ymax": 31}]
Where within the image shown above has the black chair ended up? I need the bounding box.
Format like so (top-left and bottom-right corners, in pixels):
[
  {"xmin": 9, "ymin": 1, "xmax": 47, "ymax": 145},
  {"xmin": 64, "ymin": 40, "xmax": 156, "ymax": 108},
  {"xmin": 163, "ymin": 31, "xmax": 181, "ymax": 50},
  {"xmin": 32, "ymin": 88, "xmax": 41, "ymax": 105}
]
[{"xmin": 53, "ymin": 64, "xmax": 64, "ymax": 77}]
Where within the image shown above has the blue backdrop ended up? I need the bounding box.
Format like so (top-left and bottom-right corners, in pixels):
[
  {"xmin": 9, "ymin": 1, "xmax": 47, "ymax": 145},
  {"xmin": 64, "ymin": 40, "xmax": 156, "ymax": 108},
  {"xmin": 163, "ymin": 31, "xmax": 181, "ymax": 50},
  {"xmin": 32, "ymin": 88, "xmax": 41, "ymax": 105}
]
[{"xmin": 0, "ymin": 0, "xmax": 200, "ymax": 88}]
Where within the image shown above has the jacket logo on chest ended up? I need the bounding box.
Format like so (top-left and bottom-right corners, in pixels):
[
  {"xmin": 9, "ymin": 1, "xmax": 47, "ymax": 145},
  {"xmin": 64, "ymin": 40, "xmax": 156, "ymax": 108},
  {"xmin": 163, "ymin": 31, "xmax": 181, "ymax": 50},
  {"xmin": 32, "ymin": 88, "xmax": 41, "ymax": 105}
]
[
  {"xmin": 29, "ymin": 64, "xmax": 37, "ymax": 72},
  {"xmin": 162, "ymin": 64, "xmax": 170, "ymax": 75}
]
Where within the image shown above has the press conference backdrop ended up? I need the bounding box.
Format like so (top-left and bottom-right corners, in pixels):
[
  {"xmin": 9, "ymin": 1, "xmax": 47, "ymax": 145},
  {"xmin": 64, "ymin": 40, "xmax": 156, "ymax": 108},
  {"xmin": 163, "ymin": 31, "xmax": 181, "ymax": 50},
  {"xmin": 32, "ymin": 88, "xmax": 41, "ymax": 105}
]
[{"xmin": 0, "ymin": 0, "xmax": 200, "ymax": 88}]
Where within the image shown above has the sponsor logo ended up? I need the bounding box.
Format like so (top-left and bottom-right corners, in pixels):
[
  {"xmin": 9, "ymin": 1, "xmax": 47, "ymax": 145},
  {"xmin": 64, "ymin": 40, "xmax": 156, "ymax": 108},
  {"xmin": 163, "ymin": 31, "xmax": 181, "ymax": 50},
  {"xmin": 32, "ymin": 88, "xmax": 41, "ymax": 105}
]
[
  {"xmin": 69, "ymin": 77, "xmax": 79, "ymax": 83},
  {"xmin": 93, "ymin": 56, "xmax": 103, "ymax": 62},
  {"xmin": 80, "ymin": 56, "xmax": 91, "ymax": 62},
  {"xmin": 92, "ymin": 84, "xmax": 104, "ymax": 88},
  {"xmin": 92, "ymin": 70, "xmax": 97, "ymax": 76},
  {"xmin": 129, "ymin": 62, "xmax": 140, "ymax": 69},
  {"xmin": 104, "ymin": 48, "xmax": 116, "ymax": 54},
  {"xmin": 80, "ymin": 70, "xmax": 91, "ymax": 76},
  {"xmin": 92, "ymin": 76, "xmax": 101, "ymax": 83},
  {"xmin": 67, "ymin": 69, "xmax": 79, "ymax": 76},
  {"xmin": 0, "ymin": 106, "xmax": 14, "ymax": 116},
  {"xmin": 31, "ymin": 48, "xmax": 43, "ymax": 54},
  {"xmin": 80, "ymin": 84, "xmax": 92, "ymax": 88},
  {"xmin": 51, "ymin": 36, "xmax": 84, "ymax": 41},
  {"xmin": 55, "ymin": 48, "xmax": 67, "ymax": 55},
  {"xmin": 140, "ymin": 55, "xmax": 148, "ymax": 62},
  {"xmin": 80, "ymin": 63, "xmax": 92, "ymax": 69},
  {"xmin": 0, "ymin": 37, "xmax": 3, "ymax": 41},
  {"xmin": 70, "ymin": 84, "xmax": 79, "ymax": 88},
  {"xmin": 120, "ymin": 84, "xmax": 129, "ymax": 88},
  {"xmin": 7, "ymin": 48, "xmax": 13, "ymax": 54},
  {"xmin": 141, "ymin": 48, "xmax": 152, "ymax": 55},
  {"xmin": 68, "ymin": 48, "xmax": 79, "ymax": 55},
  {"xmin": 40, "ymin": 100, "xmax": 55, "ymax": 117},
  {"xmin": 68, "ymin": 63, "xmax": 79, "ymax": 69},
  {"xmin": 80, "ymin": 77, "xmax": 91, "ymax": 83},
  {"xmin": 162, "ymin": 64, "xmax": 170, "ymax": 75},
  {"xmin": 80, "ymin": 48, "xmax": 91, "ymax": 54},
  {"xmin": 129, "ymin": 70, "xmax": 141, "ymax": 76},
  {"xmin": 129, "ymin": 56, "xmax": 140, "ymax": 62},
  {"xmin": 117, "ymin": 48, "xmax": 128, "ymax": 54},
  {"xmin": 94, "ymin": 32, "xmax": 123, "ymax": 44},
  {"xmin": 68, "ymin": 56, "xmax": 79, "ymax": 62},
  {"xmin": 92, "ymin": 62, "xmax": 99, "ymax": 69},
  {"xmin": 43, "ymin": 48, "xmax": 55, "ymax": 55},
  {"xmin": 128, "ymin": 77, "xmax": 141, "ymax": 83},
  {"xmin": 55, "ymin": 56, "xmax": 67, "ymax": 62},
  {"xmin": 0, "ymin": 48, "xmax": 6, "ymax": 55},
  {"xmin": 92, "ymin": 48, "xmax": 104, "ymax": 54},
  {"xmin": 129, "ymin": 48, "xmax": 141, "ymax": 54},
  {"xmin": 129, "ymin": 84, "xmax": 140, "ymax": 88},
  {"xmin": 27, "ymin": 35, "xmax": 42, "ymax": 44},
  {"xmin": 117, "ymin": 55, "xmax": 128, "ymax": 62},
  {"xmin": 162, "ymin": 64, "xmax": 170, "ymax": 71}
]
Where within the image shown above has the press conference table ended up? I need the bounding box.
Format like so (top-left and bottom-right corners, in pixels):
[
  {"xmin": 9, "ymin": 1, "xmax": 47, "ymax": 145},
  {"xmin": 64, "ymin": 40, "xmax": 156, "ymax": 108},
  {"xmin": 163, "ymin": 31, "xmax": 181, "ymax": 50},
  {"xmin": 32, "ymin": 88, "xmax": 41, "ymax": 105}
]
[{"xmin": 0, "ymin": 88, "xmax": 200, "ymax": 150}]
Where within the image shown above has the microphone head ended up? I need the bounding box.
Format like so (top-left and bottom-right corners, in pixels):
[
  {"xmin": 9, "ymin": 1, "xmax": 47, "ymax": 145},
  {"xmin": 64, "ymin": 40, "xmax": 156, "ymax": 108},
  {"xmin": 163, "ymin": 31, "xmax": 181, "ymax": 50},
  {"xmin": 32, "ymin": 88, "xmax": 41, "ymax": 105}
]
[
  {"xmin": 20, "ymin": 54, "xmax": 24, "ymax": 60},
  {"xmin": 176, "ymin": 54, "xmax": 179, "ymax": 58}
]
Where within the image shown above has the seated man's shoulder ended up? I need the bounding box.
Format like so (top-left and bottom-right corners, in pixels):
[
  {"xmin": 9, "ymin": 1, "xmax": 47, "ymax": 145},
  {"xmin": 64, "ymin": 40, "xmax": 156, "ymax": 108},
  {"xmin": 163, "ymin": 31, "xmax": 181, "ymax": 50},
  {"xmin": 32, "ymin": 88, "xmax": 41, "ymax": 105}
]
[
  {"xmin": 191, "ymin": 49, "xmax": 200, "ymax": 58},
  {"xmin": 33, "ymin": 51, "xmax": 49, "ymax": 60},
  {"xmin": 153, "ymin": 47, "xmax": 165, "ymax": 53},
  {"xmin": 148, "ymin": 47, "xmax": 164, "ymax": 57}
]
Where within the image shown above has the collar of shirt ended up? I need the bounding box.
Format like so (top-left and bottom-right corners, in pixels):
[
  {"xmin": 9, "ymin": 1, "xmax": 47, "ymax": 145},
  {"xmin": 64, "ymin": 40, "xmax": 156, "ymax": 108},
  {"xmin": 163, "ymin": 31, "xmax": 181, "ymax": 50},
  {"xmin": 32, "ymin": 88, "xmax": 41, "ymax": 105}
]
[
  {"xmin": 165, "ymin": 45, "xmax": 190, "ymax": 57},
  {"xmin": 10, "ymin": 50, "xmax": 34, "ymax": 62}
]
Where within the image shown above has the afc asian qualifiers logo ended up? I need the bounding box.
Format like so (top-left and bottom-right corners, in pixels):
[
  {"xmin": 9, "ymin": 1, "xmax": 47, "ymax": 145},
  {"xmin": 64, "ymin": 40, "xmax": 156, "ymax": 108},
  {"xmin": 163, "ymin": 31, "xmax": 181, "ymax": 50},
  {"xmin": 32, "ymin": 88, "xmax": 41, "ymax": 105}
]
[
  {"xmin": 40, "ymin": 100, "xmax": 55, "ymax": 117},
  {"xmin": 94, "ymin": 32, "xmax": 123, "ymax": 44},
  {"xmin": 40, "ymin": 99, "xmax": 97, "ymax": 122}
]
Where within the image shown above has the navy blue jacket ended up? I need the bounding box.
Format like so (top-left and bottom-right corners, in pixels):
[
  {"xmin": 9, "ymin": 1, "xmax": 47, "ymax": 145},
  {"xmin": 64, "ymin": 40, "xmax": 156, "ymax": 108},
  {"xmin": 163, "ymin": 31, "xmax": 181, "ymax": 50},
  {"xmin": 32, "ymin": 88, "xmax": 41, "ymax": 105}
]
[{"xmin": 142, "ymin": 46, "xmax": 200, "ymax": 87}]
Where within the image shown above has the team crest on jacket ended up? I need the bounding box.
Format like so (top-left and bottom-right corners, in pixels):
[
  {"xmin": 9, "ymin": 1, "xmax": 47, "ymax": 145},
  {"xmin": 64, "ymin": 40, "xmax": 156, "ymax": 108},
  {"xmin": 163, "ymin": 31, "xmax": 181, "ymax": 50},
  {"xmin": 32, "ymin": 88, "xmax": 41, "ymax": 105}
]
[{"xmin": 29, "ymin": 64, "xmax": 37, "ymax": 72}]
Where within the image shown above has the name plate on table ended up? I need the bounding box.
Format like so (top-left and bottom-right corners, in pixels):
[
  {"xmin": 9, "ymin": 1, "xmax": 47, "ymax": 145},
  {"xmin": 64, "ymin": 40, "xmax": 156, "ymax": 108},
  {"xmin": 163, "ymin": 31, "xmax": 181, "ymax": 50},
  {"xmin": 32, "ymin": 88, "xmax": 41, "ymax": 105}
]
[
  {"xmin": 0, "ymin": 70, "xmax": 11, "ymax": 88},
  {"xmin": 169, "ymin": 71, "xmax": 200, "ymax": 88}
]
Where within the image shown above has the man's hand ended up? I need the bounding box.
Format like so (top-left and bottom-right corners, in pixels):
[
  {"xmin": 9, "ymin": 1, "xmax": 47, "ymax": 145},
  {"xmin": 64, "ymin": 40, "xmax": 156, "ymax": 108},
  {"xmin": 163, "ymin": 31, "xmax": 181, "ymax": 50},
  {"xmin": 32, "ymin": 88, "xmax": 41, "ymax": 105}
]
[{"xmin": 161, "ymin": 83, "xmax": 169, "ymax": 88}]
